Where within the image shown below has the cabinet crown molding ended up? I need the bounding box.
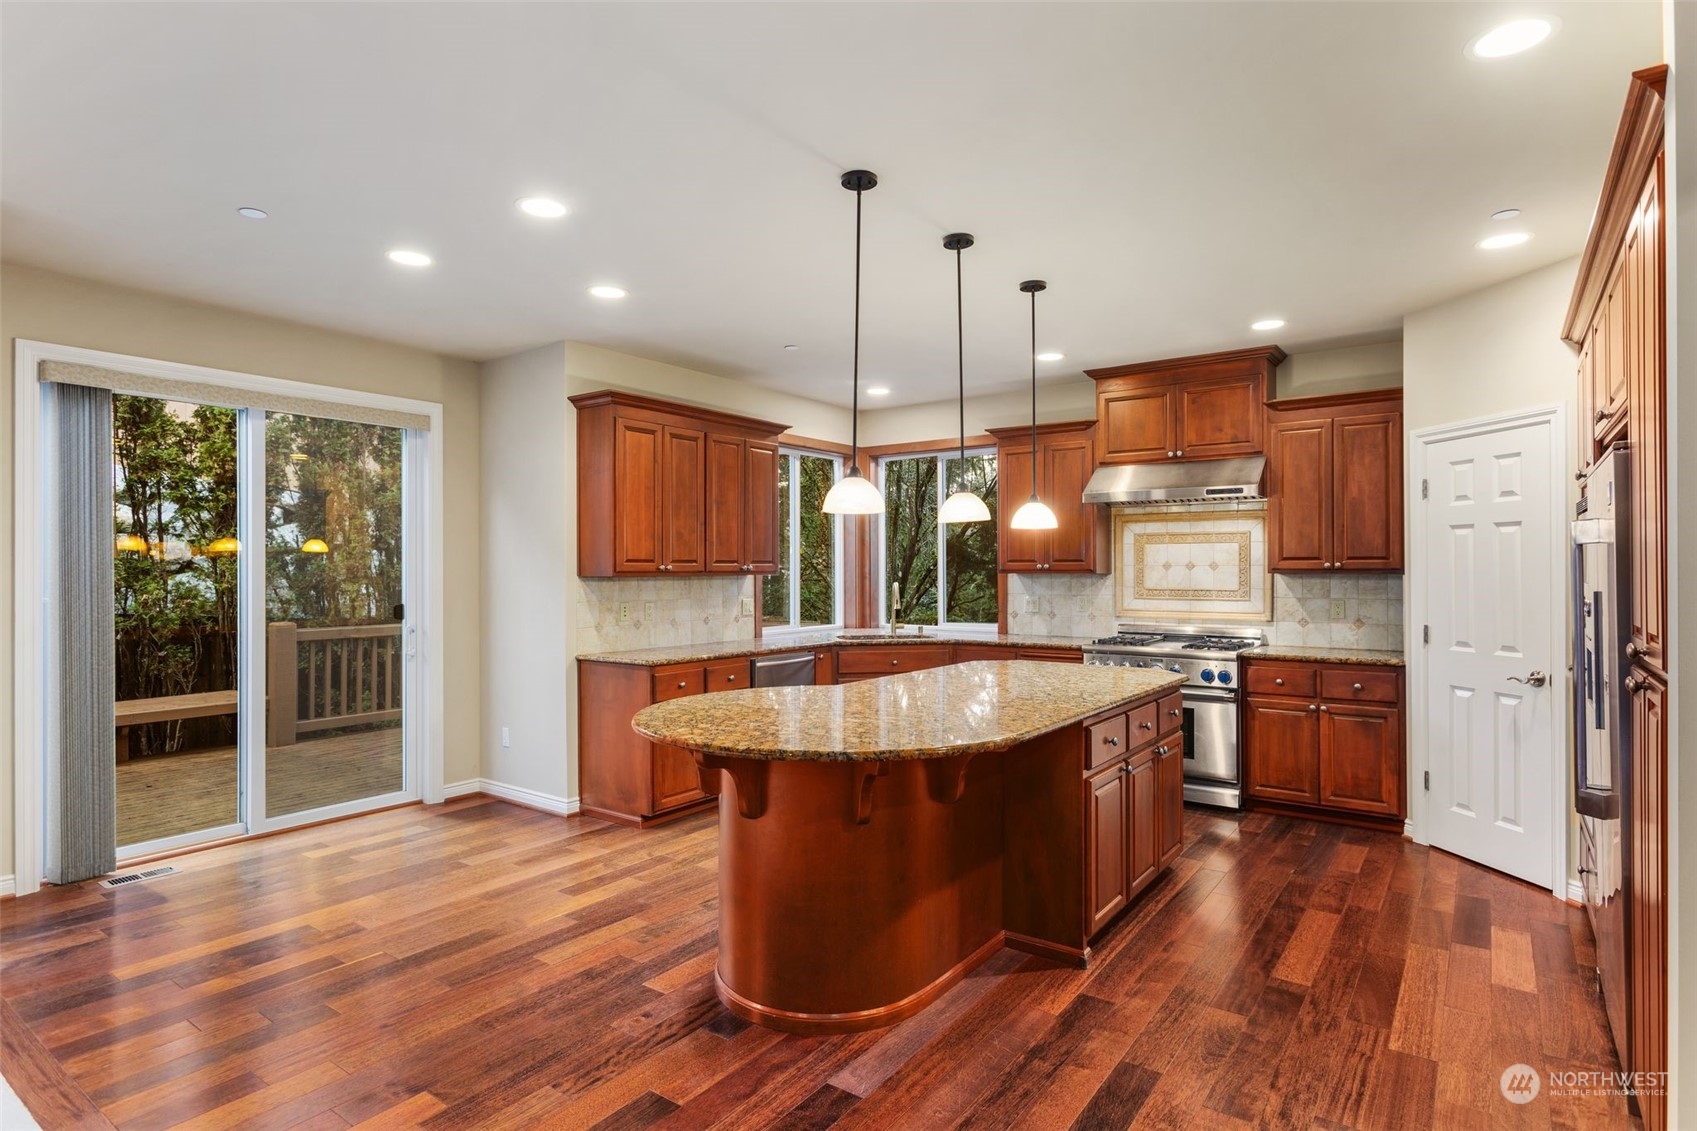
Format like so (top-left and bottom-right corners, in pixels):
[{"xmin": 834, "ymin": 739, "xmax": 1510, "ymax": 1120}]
[
  {"xmin": 1085, "ymin": 345, "xmax": 1287, "ymax": 384},
  {"xmin": 568, "ymin": 388, "xmax": 789, "ymax": 438},
  {"xmin": 1563, "ymin": 64, "xmax": 1667, "ymax": 345},
  {"xmin": 1267, "ymin": 388, "xmax": 1403, "ymax": 415}
]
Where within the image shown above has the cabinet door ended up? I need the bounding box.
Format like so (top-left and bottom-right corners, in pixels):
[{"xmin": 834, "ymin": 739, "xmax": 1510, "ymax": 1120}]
[
  {"xmin": 1268, "ymin": 416, "xmax": 1331, "ymax": 571},
  {"xmin": 744, "ymin": 440, "xmax": 781, "ymax": 574},
  {"xmin": 997, "ymin": 442, "xmax": 1046, "ymax": 571},
  {"xmin": 1175, "ymin": 376, "xmax": 1264, "ymax": 459},
  {"xmin": 1629, "ymin": 666, "xmax": 1668, "ymax": 1131},
  {"xmin": 1156, "ymin": 739, "xmax": 1184, "ymax": 866},
  {"xmin": 1595, "ymin": 267, "xmax": 1629, "ymax": 444},
  {"xmin": 1628, "ymin": 163, "xmax": 1666, "ymax": 669},
  {"xmin": 1244, "ymin": 696, "xmax": 1319, "ymax": 803},
  {"xmin": 613, "ymin": 417, "xmax": 665, "ymax": 572},
  {"xmin": 1086, "ymin": 764, "xmax": 1128, "ymax": 936},
  {"xmin": 1045, "ymin": 434, "xmax": 1098, "ymax": 571},
  {"xmin": 1099, "ymin": 386, "xmax": 1175, "ymax": 463},
  {"xmin": 1317, "ymin": 703, "xmax": 1403, "ymax": 817},
  {"xmin": 651, "ymin": 665, "xmax": 707, "ymax": 812},
  {"xmin": 1332, "ymin": 412, "xmax": 1403, "ymax": 570},
  {"xmin": 660, "ymin": 426, "xmax": 707, "ymax": 573},
  {"xmin": 1127, "ymin": 753, "xmax": 1159, "ymax": 894},
  {"xmin": 704, "ymin": 434, "xmax": 747, "ymax": 573}
]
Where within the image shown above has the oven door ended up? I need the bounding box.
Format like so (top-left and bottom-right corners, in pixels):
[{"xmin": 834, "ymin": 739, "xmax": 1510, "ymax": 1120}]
[{"xmin": 1181, "ymin": 686, "xmax": 1239, "ymax": 784}]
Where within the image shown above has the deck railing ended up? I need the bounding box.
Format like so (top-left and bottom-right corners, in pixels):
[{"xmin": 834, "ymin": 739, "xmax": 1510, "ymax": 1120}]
[{"xmin": 266, "ymin": 621, "xmax": 402, "ymax": 747}]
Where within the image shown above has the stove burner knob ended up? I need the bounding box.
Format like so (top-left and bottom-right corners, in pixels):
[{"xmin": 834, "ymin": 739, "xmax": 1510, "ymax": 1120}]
[
  {"xmin": 1168, "ymin": 664, "xmax": 1183, "ymax": 674},
  {"xmin": 1199, "ymin": 669, "xmax": 1216, "ymax": 683},
  {"xmin": 1217, "ymin": 670, "xmax": 1233, "ymax": 685}
]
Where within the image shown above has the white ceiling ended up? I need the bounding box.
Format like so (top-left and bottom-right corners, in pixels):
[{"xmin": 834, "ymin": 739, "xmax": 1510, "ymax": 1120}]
[{"xmin": 0, "ymin": 2, "xmax": 1661, "ymax": 407}]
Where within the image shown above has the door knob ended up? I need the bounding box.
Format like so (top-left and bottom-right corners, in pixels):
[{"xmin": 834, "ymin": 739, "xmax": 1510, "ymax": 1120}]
[{"xmin": 1506, "ymin": 670, "xmax": 1549, "ymax": 688}]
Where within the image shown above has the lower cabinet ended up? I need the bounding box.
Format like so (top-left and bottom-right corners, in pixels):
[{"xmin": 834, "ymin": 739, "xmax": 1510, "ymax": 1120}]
[
  {"xmin": 1086, "ymin": 703, "xmax": 1183, "ymax": 940},
  {"xmin": 835, "ymin": 645, "xmax": 953, "ymax": 683},
  {"xmin": 1243, "ymin": 659, "xmax": 1406, "ymax": 829}
]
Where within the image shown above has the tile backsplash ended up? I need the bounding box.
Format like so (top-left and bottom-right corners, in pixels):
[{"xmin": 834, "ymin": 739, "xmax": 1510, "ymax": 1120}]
[
  {"xmin": 1268, "ymin": 572, "xmax": 1404, "ymax": 651},
  {"xmin": 575, "ymin": 576, "xmax": 755, "ymax": 654},
  {"xmin": 1004, "ymin": 573, "xmax": 1116, "ymax": 638}
]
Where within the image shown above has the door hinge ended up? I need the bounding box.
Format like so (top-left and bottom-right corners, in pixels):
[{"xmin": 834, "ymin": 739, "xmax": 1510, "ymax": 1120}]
[
  {"xmin": 1421, "ymin": 478, "xmax": 1429, "ymax": 500},
  {"xmin": 1422, "ymin": 624, "xmax": 1430, "ymax": 644},
  {"xmin": 1423, "ymin": 771, "xmax": 1430, "ymax": 791}
]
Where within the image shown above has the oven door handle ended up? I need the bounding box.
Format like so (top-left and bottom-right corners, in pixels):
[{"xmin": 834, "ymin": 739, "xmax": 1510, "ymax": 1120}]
[{"xmin": 1182, "ymin": 688, "xmax": 1239, "ymax": 704}]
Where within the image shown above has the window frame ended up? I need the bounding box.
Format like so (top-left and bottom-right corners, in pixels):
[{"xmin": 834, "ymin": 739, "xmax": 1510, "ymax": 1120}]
[
  {"xmin": 876, "ymin": 446, "xmax": 999, "ymax": 635},
  {"xmin": 760, "ymin": 446, "xmax": 845, "ymax": 638}
]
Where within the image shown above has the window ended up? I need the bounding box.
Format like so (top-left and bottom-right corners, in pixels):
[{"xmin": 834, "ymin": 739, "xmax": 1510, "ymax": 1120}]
[
  {"xmin": 762, "ymin": 449, "xmax": 843, "ymax": 631},
  {"xmin": 880, "ymin": 450, "xmax": 998, "ymax": 627}
]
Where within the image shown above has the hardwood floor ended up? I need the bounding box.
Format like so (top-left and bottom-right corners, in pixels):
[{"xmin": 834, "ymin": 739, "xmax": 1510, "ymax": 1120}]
[
  {"xmin": 1, "ymin": 799, "xmax": 1634, "ymax": 1129},
  {"xmin": 117, "ymin": 728, "xmax": 403, "ymax": 846}
]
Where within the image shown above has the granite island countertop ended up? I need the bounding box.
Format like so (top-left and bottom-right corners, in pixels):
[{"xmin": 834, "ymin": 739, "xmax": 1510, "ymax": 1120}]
[
  {"xmin": 631, "ymin": 660, "xmax": 1185, "ymax": 761},
  {"xmin": 578, "ymin": 631, "xmax": 1100, "ymax": 667},
  {"xmin": 1243, "ymin": 645, "xmax": 1405, "ymax": 667}
]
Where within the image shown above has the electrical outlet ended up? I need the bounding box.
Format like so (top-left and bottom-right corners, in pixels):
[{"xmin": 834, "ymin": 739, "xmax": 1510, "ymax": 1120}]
[
  {"xmin": 644, "ymin": 601, "xmax": 655, "ymax": 621},
  {"xmin": 500, "ymin": 727, "xmax": 511, "ymax": 748},
  {"xmin": 619, "ymin": 602, "xmax": 631, "ymax": 624},
  {"xmin": 740, "ymin": 596, "xmax": 754, "ymax": 617}
]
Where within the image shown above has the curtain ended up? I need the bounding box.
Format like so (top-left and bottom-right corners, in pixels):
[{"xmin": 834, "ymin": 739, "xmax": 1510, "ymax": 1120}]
[{"xmin": 45, "ymin": 383, "xmax": 117, "ymax": 884}]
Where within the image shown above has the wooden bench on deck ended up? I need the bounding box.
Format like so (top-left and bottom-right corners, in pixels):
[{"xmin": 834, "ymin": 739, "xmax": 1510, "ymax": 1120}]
[{"xmin": 115, "ymin": 690, "xmax": 239, "ymax": 763}]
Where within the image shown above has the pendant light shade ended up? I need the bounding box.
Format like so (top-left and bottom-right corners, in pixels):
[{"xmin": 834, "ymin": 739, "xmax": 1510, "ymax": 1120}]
[
  {"xmin": 940, "ymin": 232, "xmax": 989, "ymax": 525},
  {"xmin": 1012, "ymin": 279, "xmax": 1058, "ymax": 531},
  {"xmin": 823, "ymin": 169, "xmax": 885, "ymax": 516}
]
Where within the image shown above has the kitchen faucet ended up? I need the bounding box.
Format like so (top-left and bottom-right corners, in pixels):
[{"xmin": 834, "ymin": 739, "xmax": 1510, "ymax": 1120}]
[{"xmin": 890, "ymin": 582, "xmax": 904, "ymax": 633}]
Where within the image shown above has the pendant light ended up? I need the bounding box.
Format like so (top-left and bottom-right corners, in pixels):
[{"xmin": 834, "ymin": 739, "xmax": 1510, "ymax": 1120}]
[
  {"xmin": 939, "ymin": 233, "xmax": 991, "ymax": 524},
  {"xmin": 821, "ymin": 170, "xmax": 885, "ymax": 515},
  {"xmin": 1009, "ymin": 280, "xmax": 1059, "ymax": 531}
]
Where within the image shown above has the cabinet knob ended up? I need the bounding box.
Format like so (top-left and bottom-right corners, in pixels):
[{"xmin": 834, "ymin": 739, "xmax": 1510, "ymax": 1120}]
[
  {"xmin": 1624, "ymin": 673, "xmax": 1644, "ymax": 694},
  {"xmin": 1106, "ymin": 736, "xmax": 1119, "ymax": 747},
  {"xmin": 1175, "ymin": 450, "xmax": 1183, "ymax": 457},
  {"xmin": 1167, "ymin": 451, "xmax": 1175, "ymax": 458},
  {"xmin": 1139, "ymin": 721, "xmax": 1153, "ymax": 730},
  {"xmin": 1274, "ymin": 677, "xmax": 1285, "ymax": 686},
  {"xmin": 891, "ymin": 659, "xmax": 900, "ymax": 666},
  {"xmin": 1574, "ymin": 470, "xmax": 1588, "ymax": 481},
  {"xmin": 678, "ymin": 681, "xmax": 687, "ymax": 688},
  {"xmin": 1169, "ymin": 708, "xmax": 1180, "ymax": 717},
  {"xmin": 1352, "ymin": 682, "xmax": 1364, "ymax": 692},
  {"xmin": 1594, "ymin": 408, "xmax": 1611, "ymax": 424},
  {"xmin": 1319, "ymin": 704, "xmax": 1329, "ymax": 712},
  {"xmin": 1625, "ymin": 641, "xmax": 1641, "ymax": 658},
  {"xmin": 1308, "ymin": 703, "xmax": 1318, "ymax": 711},
  {"xmin": 1323, "ymin": 562, "xmax": 1332, "ymax": 569},
  {"xmin": 1121, "ymin": 763, "xmax": 1132, "ymax": 774},
  {"xmin": 726, "ymin": 674, "xmax": 737, "ymax": 682}
]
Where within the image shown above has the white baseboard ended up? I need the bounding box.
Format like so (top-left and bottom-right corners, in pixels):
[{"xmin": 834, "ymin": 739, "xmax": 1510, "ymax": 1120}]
[
  {"xmin": 1567, "ymin": 878, "xmax": 1585, "ymax": 904},
  {"xmin": 0, "ymin": 874, "xmax": 14, "ymax": 898},
  {"xmin": 438, "ymin": 778, "xmax": 579, "ymax": 816}
]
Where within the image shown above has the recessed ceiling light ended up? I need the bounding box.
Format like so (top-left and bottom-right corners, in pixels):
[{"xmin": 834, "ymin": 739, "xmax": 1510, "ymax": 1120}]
[
  {"xmin": 783, "ymin": 344, "xmax": 800, "ymax": 351},
  {"xmin": 236, "ymin": 206, "xmax": 268, "ymax": 220},
  {"xmin": 1251, "ymin": 318, "xmax": 1285, "ymax": 332},
  {"xmin": 865, "ymin": 386, "xmax": 891, "ymax": 397},
  {"xmin": 1491, "ymin": 208, "xmax": 1522, "ymax": 221},
  {"xmin": 517, "ymin": 197, "xmax": 568, "ymax": 219},
  {"xmin": 1477, "ymin": 232, "xmax": 1531, "ymax": 250},
  {"xmin": 387, "ymin": 249, "xmax": 432, "ymax": 267},
  {"xmin": 1036, "ymin": 352, "xmax": 1065, "ymax": 362},
  {"xmin": 1467, "ymin": 18, "xmax": 1554, "ymax": 59},
  {"xmin": 588, "ymin": 285, "xmax": 627, "ymax": 299}
]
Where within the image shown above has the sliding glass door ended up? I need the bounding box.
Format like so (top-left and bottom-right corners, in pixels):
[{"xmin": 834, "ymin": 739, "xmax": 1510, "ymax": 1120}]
[{"xmin": 110, "ymin": 396, "xmax": 420, "ymax": 857}]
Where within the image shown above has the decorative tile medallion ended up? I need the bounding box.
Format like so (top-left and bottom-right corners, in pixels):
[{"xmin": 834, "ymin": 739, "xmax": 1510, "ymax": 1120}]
[{"xmin": 1113, "ymin": 508, "xmax": 1269, "ymax": 622}]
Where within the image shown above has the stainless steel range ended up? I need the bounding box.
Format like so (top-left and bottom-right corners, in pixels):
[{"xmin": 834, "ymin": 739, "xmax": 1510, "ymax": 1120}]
[{"xmin": 1081, "ymin": 624, "xmax": 1264, "ymax": 809}]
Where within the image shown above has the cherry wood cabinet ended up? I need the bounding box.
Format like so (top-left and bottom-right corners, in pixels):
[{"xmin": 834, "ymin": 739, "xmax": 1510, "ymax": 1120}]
[
  {"xmin": 1086, "ymin": 761, "xmax": 1129, "ymax": 936},
  {"xmin": 1156, "ymin": 738, "xmax": 1184, "ymax": 866},
  {"xmin": 1084, "ymin": 695, "xmax": 1182, "ymax": 941},
  {"xmin": 1086, "ymin": 346, "xmax": 1285, "ymax": 464},
  {"xmin": 1267, "ymin": 389, "xmax": 1403, "ymax": 572},
  {"xmin": 987, "ymin": 420, "xmax": 1110, "ymax": 574},
  {"xmin": 1243, "ymin": 658, "xmax": 1405, "ymax": 831},
  {"xmin": 572, "ymin": 390, "xmax": 787, "ymax": 577},
  {"xmin": 1563, "ymin": 67, "xmax": 1669, "ymax": 1127},
  {"xmin": 834, "ymin": 645, "xmax": 953, "ymax": 682}
]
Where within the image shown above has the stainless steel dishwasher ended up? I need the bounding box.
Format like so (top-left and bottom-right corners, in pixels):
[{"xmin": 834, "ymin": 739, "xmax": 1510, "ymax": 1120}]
[{"xmin": 752, "ymin": 651, "xmax": 816, "ymax": 687}]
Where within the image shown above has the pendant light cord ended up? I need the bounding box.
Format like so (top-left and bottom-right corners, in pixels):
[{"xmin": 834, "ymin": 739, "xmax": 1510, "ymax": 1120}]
[
  {"xmin": 955, "ymin": 246, "xmax": 965, "ymax": 491},
  {"xmin": 1029, "ymin": 287, "xmax": 1039, "ymax": 501},
  {"xmin": 850, "ymin": 185, "xmax": 862, "ymax": 475}
]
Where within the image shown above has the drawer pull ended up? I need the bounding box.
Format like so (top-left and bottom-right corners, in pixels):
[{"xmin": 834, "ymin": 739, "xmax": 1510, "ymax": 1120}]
[
  {"xmin": 1274, "ymin": 677, "xmax": 1285, "ymax": 686},
  {"xmin": 1105, "ymin": 736, "xmax": 1119, "ymax": 747},
  {"xmin": 1169, "ymin": 708, "xmax": 1180, "ymax": 717},
  {"xmin": 677, "ymin": 681, "xmax": 687, "ymax": 689},
  {"xmin": 891, "ymin": 659, "xmax": 900, "ymax": 666},
  {"xmin": 727, "ymin": 674, "xmax": 737, "ymax": 682},
  {"xmin": 1352, "ymin": 682, "xmax": 1363, "ymax": 692},
  {"xmin": 1139, "ymin": 721, "xmax": 1153, "ymax": 731}
]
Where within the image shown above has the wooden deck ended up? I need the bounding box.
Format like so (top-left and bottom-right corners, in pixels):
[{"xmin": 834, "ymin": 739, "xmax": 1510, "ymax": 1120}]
[
  {"xmin": 0, "ymin": 800, "xmax": 1634, "ymax": 1129},
  {"xmin": 116, "ymin": 727, "xmax": 402, "ymax": 846}
]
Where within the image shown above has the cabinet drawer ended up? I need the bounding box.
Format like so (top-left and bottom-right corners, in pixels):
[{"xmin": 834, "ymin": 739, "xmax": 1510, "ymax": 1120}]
[
  {"xmin": 836, "ymin": 645, "xmax": 953, "ymax": 675},
  {"xmin": 953, "ymin": 645, "xmax": 1012, "ymax": 663},
  {"xmin": 1244, "ymin": 664, "xmax": 1316, "ymax": 698},
  {"xmin": 1015, "ymin": 648, "xmax": 1084, "ymax": 663},
  {"xmin": 653, "ymin": 665, "xmax": 705, "ymax": 701},
  {"xmin": 1157, "ymin": 692, "xmax": 1184, "ymax": 735},
  {"xmin": 1086, "ymin": 713, "xmax": 1129, "ymax": 770},
  {"xmin": 1320, "ymin": 667, "xmax": 1399, "ymax": 704},
  {"xmin": 704, "ymin": 658, "xmax": 751, "ymax": 692},
  {"xmin": 1128, "ymin": 701, "xmax": 1161, "ymax": 747}
]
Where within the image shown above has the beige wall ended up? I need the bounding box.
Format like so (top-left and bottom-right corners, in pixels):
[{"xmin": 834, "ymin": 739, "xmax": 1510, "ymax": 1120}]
[
  {"xmin": 1, "ymin": 262, "xmax": 484, "ymax": 884},
  {"xmin": 1273, "ymin": 340, "xmax": 1403, "ymax": 399}
]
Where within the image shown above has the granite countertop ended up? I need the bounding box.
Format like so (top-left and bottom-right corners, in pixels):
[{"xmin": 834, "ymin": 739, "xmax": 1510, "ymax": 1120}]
[
  {"xmin": 1243, "ymin": 645, "xmax": 1405, "ymax": 667},
  {"xmin": 578, "ymin": 631, "xmax": 1100, "ymax": 668},
  {"xmin": 631, "ymin": 661, "xmax": 1185, "ymax": 762}
]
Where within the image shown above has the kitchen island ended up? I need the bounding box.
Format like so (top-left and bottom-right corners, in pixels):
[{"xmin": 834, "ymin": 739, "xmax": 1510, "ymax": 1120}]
[{"xmin": 633, "ymin": 660, "xmax": 1186, "ymax": 1033}]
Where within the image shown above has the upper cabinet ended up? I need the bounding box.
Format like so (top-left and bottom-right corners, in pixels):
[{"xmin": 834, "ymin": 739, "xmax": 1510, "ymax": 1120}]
[
  {"xmin": 987, "ymin": 419, "xmax": 1110, "ymax": 574},
  {"xmin": 1267, "ymin": 389, "xmax": 1403, "ymax": 573},
  {"xmin": 572, "ymin": 390, "xmax": 788, "ymax": 577},
  {"xmin": 1086, "ymin": 347, "xmax": 1286, "ymax": 464}
]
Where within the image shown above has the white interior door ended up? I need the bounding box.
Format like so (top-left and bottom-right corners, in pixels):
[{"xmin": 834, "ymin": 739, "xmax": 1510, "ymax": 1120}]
[{"xmin": 1417, "ymin": 409, "xmax": 1566, "ymax": 889}]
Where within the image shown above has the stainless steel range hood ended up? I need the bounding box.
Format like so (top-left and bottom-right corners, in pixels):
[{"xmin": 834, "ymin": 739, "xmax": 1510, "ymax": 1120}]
[{"xmin": 1081, "ymin": 456, "xmax": 1267, "ymax": 505}]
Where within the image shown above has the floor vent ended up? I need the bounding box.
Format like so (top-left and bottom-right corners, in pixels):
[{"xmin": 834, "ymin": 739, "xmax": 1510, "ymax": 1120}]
[{"xmin": 98, "ymin": 866, "xmax": 179, "ymax": 889}]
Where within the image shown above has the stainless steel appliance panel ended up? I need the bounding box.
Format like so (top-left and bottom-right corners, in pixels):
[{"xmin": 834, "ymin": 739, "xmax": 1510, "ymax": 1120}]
[{"xmin": 752, "ymin": 652, "xmax": 816, "ymax": 688}]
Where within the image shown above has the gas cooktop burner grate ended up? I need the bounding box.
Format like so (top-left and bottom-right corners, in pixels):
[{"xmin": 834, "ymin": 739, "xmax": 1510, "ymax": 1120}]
[
  {"xmin": 1090, "ymin": 633, "xmax": 1165, "ymax": 647},
  {"xmin": 1179, "ymin": 637, "xmax": 1260, "ymax": 652}
]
